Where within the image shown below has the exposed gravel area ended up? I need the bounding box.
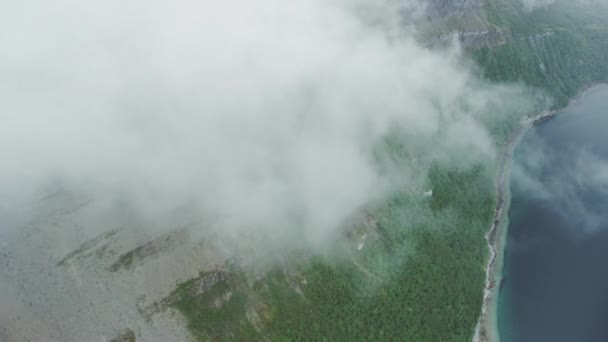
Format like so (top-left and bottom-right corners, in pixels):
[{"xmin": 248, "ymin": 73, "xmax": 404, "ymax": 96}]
[{"xmin": 0, "ymin": 192, "xmax": 223, "ymax": 342}]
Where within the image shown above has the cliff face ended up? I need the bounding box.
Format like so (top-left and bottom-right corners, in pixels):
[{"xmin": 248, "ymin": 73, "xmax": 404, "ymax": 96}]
[
  {"xmin": 425, "ymin": 0, "xmax": 483, "ymax": 20},
  {"xmin": 431, "ymin": 29, "xmax": 509, "ymax": 50},
  {"xmin": 419, "ymin": 0, "xmax": 509, "ymax": 49}
]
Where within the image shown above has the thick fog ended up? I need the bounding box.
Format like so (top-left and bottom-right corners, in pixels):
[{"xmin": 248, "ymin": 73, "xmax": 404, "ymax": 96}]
[{"xmin": 0, "ymin": 0, "xmax": 521, "ymax": 258}]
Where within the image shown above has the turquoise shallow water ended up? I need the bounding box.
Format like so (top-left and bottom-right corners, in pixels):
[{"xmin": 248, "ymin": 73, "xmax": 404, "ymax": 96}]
[{"xmin": 499, "ymin": 85, "xmax": 608, "ymax": 342}]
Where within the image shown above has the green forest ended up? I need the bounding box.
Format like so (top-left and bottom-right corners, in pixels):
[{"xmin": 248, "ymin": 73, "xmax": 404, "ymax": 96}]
[{"xmin": 165, "ymin": 2, "xmax": 608, "ymax": 341}]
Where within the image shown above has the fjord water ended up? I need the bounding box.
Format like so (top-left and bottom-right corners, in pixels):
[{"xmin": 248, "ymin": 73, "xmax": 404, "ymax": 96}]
[{"xmin": 500, "ymin": 85, "xmax": 608, "ymax": 342}]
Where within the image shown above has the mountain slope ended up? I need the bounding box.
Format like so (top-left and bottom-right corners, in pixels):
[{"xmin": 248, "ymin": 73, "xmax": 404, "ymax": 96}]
[{"xmin": 163, "ymin": 2, "xmax": 608, "ymax": 341}]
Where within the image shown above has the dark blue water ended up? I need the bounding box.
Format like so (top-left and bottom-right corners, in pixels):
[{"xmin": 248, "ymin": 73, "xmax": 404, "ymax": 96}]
[{"xmin": 501, "ymin": 85, "xmax": 608, "ymax": 342}]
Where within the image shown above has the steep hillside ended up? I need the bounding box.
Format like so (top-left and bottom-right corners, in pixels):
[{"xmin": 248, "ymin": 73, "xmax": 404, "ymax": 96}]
[
  {"xmin": 2, "ymin": 2, "xmax": 605, "ymax": 342},
  {"xmin": 476, "ymin": 0, "xmax": 608, "ymax": 108},
  {"xmin": 161, "ymin": 2, "xmax": 608, "ymax": 341},
  {"xmin": 420, "ymin": 0, "xmax": 509, "ymax": 49}
]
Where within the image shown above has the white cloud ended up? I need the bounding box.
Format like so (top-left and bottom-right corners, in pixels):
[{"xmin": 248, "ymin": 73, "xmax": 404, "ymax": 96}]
[{"xmin": 0, "ymin": 0, "xmax": 524, "ymax": 259}]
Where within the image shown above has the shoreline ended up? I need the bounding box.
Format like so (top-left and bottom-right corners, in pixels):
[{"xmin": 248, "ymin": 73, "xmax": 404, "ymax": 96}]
[{"xmin": 472, "ymin": 82, "xmax": 607, "ymax": 342}]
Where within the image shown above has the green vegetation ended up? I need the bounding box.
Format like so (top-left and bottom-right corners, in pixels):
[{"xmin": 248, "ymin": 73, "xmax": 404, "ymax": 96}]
[
  {"xmin": 109, "ymin": 329, "xmax": 136, "ymax": 342},
  {"xmin": 167, "ymin": 2, "xmax": 608, "ymax": 341},
  {"xmin": 109, "ymin": 248, "xmax": 137, "ymax": 272},
  {"xmin": 170, "ymin": 271, "xmax": 259, "ymax": 341},
  {"xmin": 168, "ymin": 163, "xmax": 496, "ymax": 341},
  {"xmin": 476, "ymin": 1, "xmax": 608, "ymax": 109},
  {"xmin": 57, "ymin": 228, "xmax": 121, "ymax": 266},
  {"xmin": 109, "ymin": 229, "xmax": 186, "ymax": 272}
]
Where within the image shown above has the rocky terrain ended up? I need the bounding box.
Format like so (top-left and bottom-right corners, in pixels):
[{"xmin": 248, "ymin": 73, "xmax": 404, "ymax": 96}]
[
  {"xmin": 3, "ymin": 1, "xmax": 605, "ymax": 341},
  {"xmin": 420, "ymin": 0, "xmax": 509, "ymax": 49},
  {"xmin": 426, "ymin": 0, "xmax": 483, "ymax": 20},
  {"xmin": 0, "ymin": 191, "xmax": 224, "ymax": 341}
]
